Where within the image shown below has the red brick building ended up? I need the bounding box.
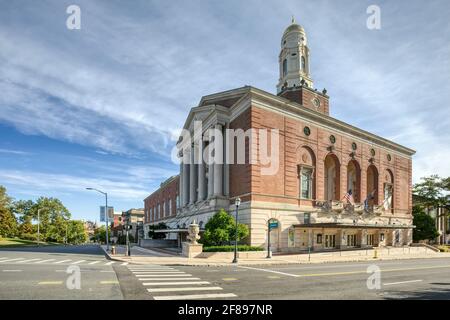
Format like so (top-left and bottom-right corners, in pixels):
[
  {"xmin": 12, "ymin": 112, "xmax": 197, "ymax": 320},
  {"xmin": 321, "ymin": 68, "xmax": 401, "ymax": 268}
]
[
  {"xmin": 143, "ymin": 175, "xmax": 180, "ymax": 239},
  {"xmin": 144, "ymin": 21, "xmax": 415, "ymax": 252}
]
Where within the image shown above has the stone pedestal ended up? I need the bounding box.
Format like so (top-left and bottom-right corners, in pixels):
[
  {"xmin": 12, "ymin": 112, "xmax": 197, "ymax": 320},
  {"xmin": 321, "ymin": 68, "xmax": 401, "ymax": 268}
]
[{"xmin": 182, "ymin": 242, "xmax": 203, "ymax": 258}]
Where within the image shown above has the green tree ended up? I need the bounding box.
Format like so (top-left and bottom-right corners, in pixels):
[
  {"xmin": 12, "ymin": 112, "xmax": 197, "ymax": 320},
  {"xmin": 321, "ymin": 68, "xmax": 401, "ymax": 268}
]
[
  {"xmin": 413, "ymin": 175, "xmax": 449, "ymax": 211},
  {"xmin": 67, "ymin": 220, "xmax": 88, "ymax": 244},
  {"xmin": 201, "ymin": 209, "xmax": 249, "ymax": 246},
  {"xmin": 0, "ymin": 186, "xmax": 13, "ymax": 209},
  {"xmin": 412, "ymin": 205, "xmax": 439, "ymax": 241},
  {"xmin": 0, "ymin": 207, "xmax": 18, "ymax": 238},
  {"xmin": 94, "ymin": 225, "xmax": 111, "ymax": 243},
  {"xmin": 0, "ymin": 186, "xmax": 17, "ymax": 238}
]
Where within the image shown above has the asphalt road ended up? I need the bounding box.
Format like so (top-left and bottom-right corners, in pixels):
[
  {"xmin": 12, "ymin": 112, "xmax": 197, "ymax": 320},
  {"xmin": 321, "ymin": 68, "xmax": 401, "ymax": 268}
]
[{"xmin": 1, "ymin": 245, "xmax": 450, "ymax": 300}]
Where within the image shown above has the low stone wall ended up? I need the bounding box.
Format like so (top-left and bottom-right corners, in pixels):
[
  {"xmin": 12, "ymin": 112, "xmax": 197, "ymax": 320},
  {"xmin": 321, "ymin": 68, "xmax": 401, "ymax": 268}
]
[
  {"xmin": 198, "ymin": 251, "xmax": 267, "ymax": 259},
  {"xmin": 197, "ymin": 246, "xmax": 437, "ymax": 260},
  {"xmin": 139, "ymin": 239, "xmax": 178, "ymax": 248}
]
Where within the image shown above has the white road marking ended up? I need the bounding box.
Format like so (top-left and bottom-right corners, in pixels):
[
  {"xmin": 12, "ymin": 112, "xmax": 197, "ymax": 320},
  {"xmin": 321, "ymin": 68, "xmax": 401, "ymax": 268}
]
[
  {"xmin": 100, "ymin": 271, "xmax": 115, "ymax": 273},
  {"xmin": 20, "ymin": 259, "xmax": 42, "ymax": 263},
  {"xmin": 35, "ymin": 259, "xmax": 56, "ymax": 264},
  {"xmin": 153, "ymin": 293, "xmax": 237, "ymax": 300},
  {"xmin": 88, "ymin": 261, "xmax": 101, "ymax": 265},
  {"xmin": 71, "ymin": 260, "xmax": 86, "ymax": 265},
  {"xmin": 0, "ymin": 258, "xmax": 25, "ymax": 263},
  {"xmin": 143, "ymin": 281, "xmax": 210, "ymax": 286},
  {"xmin": 129, "ymin": 267, "xmax": 174, "ymax": 270},
  {"xmin": 2, "ymin": 270, "xmax": 22, "ymax": 272},
  {"xmin": 238, "ymin": 265, "xmax": 300, "ymax": 277},
  {"xmin": 105, "ymin": 261, "xmax": 115, "ymax": 265},
  {"xmin": 147, "ymin": 287, "xmax": 223, "ymax": 293},
  {"xmin": 0, "ymin": 257, "xmax": 10, "ymax": 260},
  {"xmin": 135, "ymin": 274, "xmax": 193, "ymax": 277},
  {"xmin": 384, "ymin": 280, "xmax": 423, "ymax": 286},
  {"xmin": 131, "ymin": 271, "xmax": 184, "ymax": 273},
  {"xmin": 138, "ymin": 278, "xmax": 200, "ymax": 281},
  {"xmin": 134, "ymin": 273, "xmax": 186, "ymax": 277},
  {"xmin": 121, "ymin": 262, "xmax": 129, "ymax": 266},
  {"xmin": 54, "ymin": 260, "xmax": 72, "ymax": 264}
]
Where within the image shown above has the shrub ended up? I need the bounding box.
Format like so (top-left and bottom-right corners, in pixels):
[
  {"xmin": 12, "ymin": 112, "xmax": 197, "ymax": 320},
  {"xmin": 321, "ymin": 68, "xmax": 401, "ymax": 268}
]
[
  {"xmin": 437, "ymin": 245, "xmax": 450, "ymax": 252},
  {"xmin": 201, "ymin": 209, "xmax": 249, "ymax": 246},
  {"xmin": 203, "ymin": 245, "xmax": 264, "ymax": 252},
  {"xmin": 20, "ymin": 233, "xmax": 37, "ymax": 241}
]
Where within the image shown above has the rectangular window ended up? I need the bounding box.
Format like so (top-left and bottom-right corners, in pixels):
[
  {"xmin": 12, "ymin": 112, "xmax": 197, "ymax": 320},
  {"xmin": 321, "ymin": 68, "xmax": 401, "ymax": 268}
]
[
  {"xmin": 300, "ymin": 167, "xmax": 313, "ymax": 199},
  {"xmin": 169, "ymin": 200, "xmax": 172, "ymax": 216},
  {"xmin": 176, "ymin": 195, "xmax": 180, "ymax": 209},
  {"xmin": 316, "ymin": 234, "xmax": 322, "ymax": 244}
]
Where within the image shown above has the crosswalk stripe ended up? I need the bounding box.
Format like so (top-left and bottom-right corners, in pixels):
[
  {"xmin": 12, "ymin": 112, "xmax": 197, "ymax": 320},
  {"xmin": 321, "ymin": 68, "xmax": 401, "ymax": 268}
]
[
  {"xmin": 88, "ymin": 261, "xmax": 101, "ymax": 265},
  {"xmin": 143, "ymin": 281, "xmax": 210, "ymax": 286},
  {"xmin": 128, "ymin": 268, "xmax": 174, "ymax": 271},
  {"xmin": 54, "ymin": 260, "xmax": 72, "ymax": 264},
  {"xmin": 138, "ymin": 278, "xmax": 200, "ymax": 281},
  {"xmin": 0, "ymin": 258, "xmax": 25, "ymax": 263},
  {"xmin": 121, "ymin": 262, "xmax": 129, "ymax": 266},
  {"xmin": 71, "ymin": 260, "xmax": 86, "ymax": 264},
  {"xmin": 134, "ymin": 273, "xmax": 186, "ymax": 277},
  {"xmin": 129, "ymin": 268, "xmax": 174, "ymax": 270},
  {"xmin": 105, "ymin": 261, "xmax": 115, "ymax": 265},
  {"xmin": 135, "ymin": 274, "xmax": 193, "ymax": 277},
  {"xmin": 148, "ymin": 287, "xmax": 223, "ymax": 293},
  {"xmin": 0, "ymin": 257, "xmax": 10, "ymax": 260},
  {"xmin": 132, "ymin": 271, "xmax": 184, "ymax": 273},
  {"xmin": 153, "ymin": 293, "xmax": 237, "ymax": 300},
  {"xmin": 20, "ymin": 259, "xmax": 42, "ymax": 263},
  {"xmin": 35, "ymin": 259, "xmax": 56, "ymax": 264}
]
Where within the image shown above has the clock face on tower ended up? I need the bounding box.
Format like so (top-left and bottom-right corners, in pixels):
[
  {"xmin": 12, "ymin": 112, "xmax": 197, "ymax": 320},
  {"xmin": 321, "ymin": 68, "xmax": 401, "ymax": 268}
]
[{"xmin": 312, "ymin": 98, "xmax": 320, "ymax": 109}]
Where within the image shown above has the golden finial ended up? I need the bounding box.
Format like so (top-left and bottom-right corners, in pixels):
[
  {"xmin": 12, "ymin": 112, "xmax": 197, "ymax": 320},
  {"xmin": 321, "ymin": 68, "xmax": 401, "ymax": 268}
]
[{"xmin": 291, "ymin": 15, "xmax": 296, "ymax": 24}]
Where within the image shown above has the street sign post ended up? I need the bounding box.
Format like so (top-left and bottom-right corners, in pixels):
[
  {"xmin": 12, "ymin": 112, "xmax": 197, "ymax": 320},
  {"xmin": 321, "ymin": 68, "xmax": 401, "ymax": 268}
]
[{"xmin": 267, "ymin": 219, "xmax": 279, "ymax": 259}]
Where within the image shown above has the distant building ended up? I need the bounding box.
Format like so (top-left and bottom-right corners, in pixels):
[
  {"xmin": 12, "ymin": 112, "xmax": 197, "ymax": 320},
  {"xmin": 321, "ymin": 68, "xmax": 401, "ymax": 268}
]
[
  {"xmin": 143, "ymin": 175, "xmax": 180, "ymax": 241},
  {"xmin": 83, "ymin": 220, "xmax": 97, "ymax": 240},
  {"xmin": 122, "ymin": 208, "xmax": 145, "ymax": 242},
  {"xmin": 413, "ymin": 195, "xmax": 449, "ymax": 245}
]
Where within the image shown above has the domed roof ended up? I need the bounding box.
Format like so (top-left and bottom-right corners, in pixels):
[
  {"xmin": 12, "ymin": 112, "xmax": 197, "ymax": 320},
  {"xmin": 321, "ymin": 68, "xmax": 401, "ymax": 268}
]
[
  {"xmin": 282, "ymin": 17, "xmax": 305, "ymax": 37},
  {"xmin": 284, "ymin": 23, "xmax": 304, "ymax": 34}
]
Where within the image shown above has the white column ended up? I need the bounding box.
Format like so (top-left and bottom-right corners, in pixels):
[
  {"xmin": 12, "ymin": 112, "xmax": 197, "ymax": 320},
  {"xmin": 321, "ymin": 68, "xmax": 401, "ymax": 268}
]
[
  {"xmin": 198, "ymin": 140, "xmax": 206, "ymax": 202},
  {"xmin": 213, "ymin": 124, "xmax": 223, "ymax": 197},
  {"xmin": 208, "ymin": 162, "xmax": 214, "ymax": 199},
  {"xmin": 189, "ymin": 144, "xmax": 197, "ymax": 204},
  {"xmin": 182, "ymin": 148, "xmax": 190, "ymax": 206},
  {"xmin": 179, "ymin": 162, "xmax": 183, "ymax": 205}
]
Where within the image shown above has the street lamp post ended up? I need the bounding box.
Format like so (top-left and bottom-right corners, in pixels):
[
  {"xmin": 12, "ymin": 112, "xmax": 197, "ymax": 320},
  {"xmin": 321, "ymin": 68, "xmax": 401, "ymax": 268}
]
[
  {"xmin": 232, "ymin": 197, "xmax": 241, "ymax": 264},
  {"xmin": 86, "ymin": 188, "xmax": 110, "ymax": 252}
]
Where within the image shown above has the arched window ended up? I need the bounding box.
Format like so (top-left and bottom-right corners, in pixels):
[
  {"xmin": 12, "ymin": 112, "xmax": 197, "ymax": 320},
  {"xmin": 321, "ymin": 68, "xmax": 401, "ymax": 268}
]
[
  {"xmin": 366, "ymin": 165, "xmax": 379, "ymax": 206},
  {"xmin": 324, "ymin": 154, "xmax": 340, "ymax": 201},
  {"xmin": 283, "ymin": 58, "xmax": 288, "ymax": 77},
  {"xmin": 297, "ymin": 146, "xmax": 316, "ymax": 200},
  {"xmin": 347, "ymin": 160, "xmax": 361, "ymax": 203},
  {"xmin": 383, "ymin": 169, "xmax": 394, "ymax": 212}
]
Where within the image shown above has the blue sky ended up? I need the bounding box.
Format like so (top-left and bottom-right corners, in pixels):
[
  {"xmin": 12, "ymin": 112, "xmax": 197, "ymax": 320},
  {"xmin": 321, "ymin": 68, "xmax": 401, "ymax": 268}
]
[{"xmin": 0, "ymin": 0, "xmax": 449, "ymax": 221}]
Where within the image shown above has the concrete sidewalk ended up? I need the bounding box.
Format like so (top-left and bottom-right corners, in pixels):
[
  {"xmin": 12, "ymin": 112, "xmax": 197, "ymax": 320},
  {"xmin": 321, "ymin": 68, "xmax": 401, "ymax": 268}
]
[{"xmin": 101, "ymin": 245, "xmax": 450, "ymax": 267}]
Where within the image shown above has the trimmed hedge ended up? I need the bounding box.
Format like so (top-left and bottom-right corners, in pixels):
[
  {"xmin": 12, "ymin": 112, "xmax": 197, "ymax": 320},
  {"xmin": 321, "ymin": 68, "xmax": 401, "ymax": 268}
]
[{"xmin": 203, "ymin": 245, "xmax": 264, "ymax": 252}]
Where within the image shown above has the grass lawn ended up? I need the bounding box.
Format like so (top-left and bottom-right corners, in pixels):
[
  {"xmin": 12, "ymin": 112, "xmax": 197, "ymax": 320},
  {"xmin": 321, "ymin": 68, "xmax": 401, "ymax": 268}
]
[{"xmin": 0, "ymin": 237, "xmax": 59, "ymax": 248}]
